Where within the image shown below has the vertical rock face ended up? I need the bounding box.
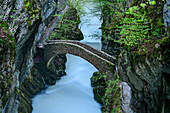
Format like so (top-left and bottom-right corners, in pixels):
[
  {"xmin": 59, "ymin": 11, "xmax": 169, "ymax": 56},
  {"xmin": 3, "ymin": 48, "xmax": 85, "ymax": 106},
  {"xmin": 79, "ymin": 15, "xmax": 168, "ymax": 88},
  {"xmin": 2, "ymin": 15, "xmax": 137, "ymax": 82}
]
[
  {"xmin": 0, "ymin": 22, "xmax": 16, "ymax": 113},
  {"xmin": 1, "ymin": 0, "xmax": 84, "ymax": 112},
  {"xmin": 163, "ymin": 0, "xmax": 170, "ymax": 35},
  {"xmin": 0, "ymin": 0, "xmax": 68, "ymax": 113},
  {"xmin": 117, "ymin": 0, "xmax": 169, "ymax": 112},
  {"xmin": 100, "ymin": 1, "xmax": 132, "ymax": 112},
  {"xmin": 118, "ymin": 48, "xmax": 170, "ymax": 113},
  {"xmin": 100, "ymin": 0, "xmax": 169, "ymax": 112}
]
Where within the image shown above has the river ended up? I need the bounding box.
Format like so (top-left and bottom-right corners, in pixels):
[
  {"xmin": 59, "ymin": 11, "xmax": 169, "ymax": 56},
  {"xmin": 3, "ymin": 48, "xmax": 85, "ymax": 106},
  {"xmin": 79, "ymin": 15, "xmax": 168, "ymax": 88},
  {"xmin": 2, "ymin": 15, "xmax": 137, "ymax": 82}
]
[{"xmin": 32, "ymin": 1, "xmax": 102, "ymax": 113}]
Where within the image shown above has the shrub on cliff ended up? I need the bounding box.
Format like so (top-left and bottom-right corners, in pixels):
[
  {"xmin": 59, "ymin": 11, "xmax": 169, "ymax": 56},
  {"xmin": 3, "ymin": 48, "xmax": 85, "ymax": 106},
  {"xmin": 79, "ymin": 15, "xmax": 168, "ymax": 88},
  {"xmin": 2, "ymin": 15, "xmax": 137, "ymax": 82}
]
[{"xmin": 115, "ymin": 0, "xmax": 168, "ymax": 56}]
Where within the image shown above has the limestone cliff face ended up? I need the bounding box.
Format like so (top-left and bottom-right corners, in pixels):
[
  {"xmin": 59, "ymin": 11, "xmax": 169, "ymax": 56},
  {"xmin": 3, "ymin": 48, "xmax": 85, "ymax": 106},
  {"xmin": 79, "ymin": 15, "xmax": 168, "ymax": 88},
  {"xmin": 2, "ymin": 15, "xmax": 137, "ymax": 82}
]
[
  {"xmin": 100, "ymin": 0, "xmax": 170, "ymax": 112},
  {"xmin": 0, "ymin": 0, "xmax": 69, "ymax": 113},
  {"xmin": 1, "ymin": 0, "xmax": 84, "ymax": 112},
  {"xmin": 118, "ymin": 47, "xmax": 170, "ymax": 113},
  {"xmin": 0, "ymin": 22, "xmax": 16, "ymax": 113},
  {"xmin": 117, "ymin": 0, "xmax": 170, "ymax": 112},
  {"xmin": 101, "ymin": 0, "xmax": 132, "ymax": 59}
]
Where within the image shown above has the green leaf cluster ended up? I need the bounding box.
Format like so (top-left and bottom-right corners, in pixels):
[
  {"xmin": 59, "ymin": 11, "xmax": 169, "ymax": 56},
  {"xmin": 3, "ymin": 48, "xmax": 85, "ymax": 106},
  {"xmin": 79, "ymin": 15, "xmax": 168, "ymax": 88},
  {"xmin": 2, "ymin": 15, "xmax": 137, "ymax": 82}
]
[
  {"xmin": 115, "ymin": 6, "xmax": 152, "ymax": 53},
  {"xmin": 24, "ymin": 0, "xmax": 41, "ymax": 25},
  {"xmin": 0, "ymin": 21, "xmax": 15, "ymax": 50},
  {"xmin": 97, "ymin": 0, "xmax": 167, "ymax": 55}
]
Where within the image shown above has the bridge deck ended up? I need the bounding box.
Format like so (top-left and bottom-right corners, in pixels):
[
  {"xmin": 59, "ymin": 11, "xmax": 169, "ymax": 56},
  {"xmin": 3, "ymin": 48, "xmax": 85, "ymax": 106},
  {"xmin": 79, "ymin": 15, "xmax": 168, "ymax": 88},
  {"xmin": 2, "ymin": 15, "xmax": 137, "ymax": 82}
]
[{"xmin": 48, "ymin": 40, "xmax": 116, "ymax": 63}]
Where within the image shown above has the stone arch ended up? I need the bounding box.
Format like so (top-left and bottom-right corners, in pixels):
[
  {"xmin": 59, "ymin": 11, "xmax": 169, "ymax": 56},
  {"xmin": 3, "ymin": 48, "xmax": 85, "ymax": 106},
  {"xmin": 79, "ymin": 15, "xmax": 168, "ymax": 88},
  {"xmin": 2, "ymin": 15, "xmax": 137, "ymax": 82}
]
[
  {"xmin": 47, "ymin": 40, "xmax": 116, "ymax": 63},
  {"xmin": 44, "ymin": 41, "xmax": 115, "ymax": 78}
]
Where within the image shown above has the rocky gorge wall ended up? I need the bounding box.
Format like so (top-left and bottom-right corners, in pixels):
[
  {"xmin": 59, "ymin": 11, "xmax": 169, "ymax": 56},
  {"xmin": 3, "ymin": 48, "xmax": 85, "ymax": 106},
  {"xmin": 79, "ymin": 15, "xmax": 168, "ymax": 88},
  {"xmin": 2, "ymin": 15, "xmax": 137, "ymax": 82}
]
[
  {"xmin": 0, "ymin": 0, "xmax": 67, "ymax": 112},
  {"xmin": 118, "ymin": 48, "xmax": 170, "ymax": 113},
  {"xmin": 118, "ymin": 0, "xmax": 170, "ymax": 112},
  {"xmin": 99, "ymin": 0, "xmax": 170, "ymax": 113},
  {"xmin": 0, "ymin": 0, "xmax": 83, "ymax": 113},
  {"xmin": 0, "ymin": 21, "xmax": 16, "ymax": 112},
  {"xmin": 0, "ymin": 0, "xmax": 169, "ymax": 113}
]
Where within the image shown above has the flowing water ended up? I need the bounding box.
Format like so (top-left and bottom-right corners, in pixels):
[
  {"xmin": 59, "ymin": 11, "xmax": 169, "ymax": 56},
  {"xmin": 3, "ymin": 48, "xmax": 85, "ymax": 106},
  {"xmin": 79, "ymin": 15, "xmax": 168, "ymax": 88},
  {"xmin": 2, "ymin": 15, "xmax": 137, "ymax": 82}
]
[{"xmin": 32, "ymin": 1, "xmax": 102, "ymax": 113}]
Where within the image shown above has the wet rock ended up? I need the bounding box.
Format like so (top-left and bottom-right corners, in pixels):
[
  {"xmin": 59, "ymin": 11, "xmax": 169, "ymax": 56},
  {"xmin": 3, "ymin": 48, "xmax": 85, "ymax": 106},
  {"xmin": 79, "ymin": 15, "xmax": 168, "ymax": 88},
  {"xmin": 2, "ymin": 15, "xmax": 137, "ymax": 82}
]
[
  {"xmin": 102, "ymin": 40, "xmax": 120, "ymax": 58},
  {"xmin": 49, "ymin": 7, "xmax": 83, "ymax": 40},
  {"xmin": 0, "ymin": 0, "xmax": 68, "ymax": 113},
  {"xmin": 33, "ymin": 48, "xmax": 66, "ymax": 85},
  {"xmin": 1, "ymin": 0, "xmax": 86, "ymax": 112},
  {"xmin": 118, "ymin": 49, "xmax": 170, "ymax": 113},
  {"xmin": 121, "ymin": 82, "xmax": 133, "ymax": 113},
  {"xmin": 0, "ymin": 22, "xmax": 15, "ymax": 112},
  {"xmin": 91, "ymin": 72, "xmax": 121, "ymax": 112},
  {"xmin": 91, "ymin": 72, "xmax": 107, "ymax": 105}
]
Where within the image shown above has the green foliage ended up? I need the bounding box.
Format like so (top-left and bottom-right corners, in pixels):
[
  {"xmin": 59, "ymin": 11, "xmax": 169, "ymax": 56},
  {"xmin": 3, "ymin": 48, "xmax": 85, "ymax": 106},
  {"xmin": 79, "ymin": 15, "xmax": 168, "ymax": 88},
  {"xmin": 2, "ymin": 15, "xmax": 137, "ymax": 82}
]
[
  {"xmin": 96, "ymin": 0, "xmax": 167, "ymax": 56},
  {"xmin": 23, "ymin": 0, "xmax": 41, "ymax": 24},
  {"xmin": 147, "ymin": 0, "xmax": 156, "ymax": 5},
  {"xmin": 140, "ymin": 3, "xmax": 146, "ymax": 7},
  {"xmin": 49, "ymin": 7, "xmax": 82, "ymax": 40},
  {"xmin": 115, "ymin": 6, "xmax": 152, "ymax": 53},
  {"xmin": 103, "ymin": 75, "xmax": 121, "ymax": 112},
  {"xmin": 94, "ymin": 72, "xmax": 121, "ymax": 113},
  {"xmin": 0, "ymin": 21, "xmax": 15, "ymax": 50},
  {"xmin": 0, "ymin": 20, "xmax": 16, "ymax": 71},
  {"xmin": 67, "ymin": 0, "xmax": 86, "ymax": 16},
  {"xmin": 119, "ymin": 0, "xmax": 167, "ymax": 55},
  {"xmin": 94, "ymin": 0, "xmax": 127, "ymax": 40}
]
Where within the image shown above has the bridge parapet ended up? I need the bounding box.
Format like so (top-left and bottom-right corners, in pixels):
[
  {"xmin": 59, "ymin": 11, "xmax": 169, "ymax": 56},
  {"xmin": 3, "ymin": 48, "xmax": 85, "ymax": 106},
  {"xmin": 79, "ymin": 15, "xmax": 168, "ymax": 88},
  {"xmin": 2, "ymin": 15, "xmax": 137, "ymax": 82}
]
[{"xmin": 48, "ymin": 40, "xmax": 116, "ymax": 63}]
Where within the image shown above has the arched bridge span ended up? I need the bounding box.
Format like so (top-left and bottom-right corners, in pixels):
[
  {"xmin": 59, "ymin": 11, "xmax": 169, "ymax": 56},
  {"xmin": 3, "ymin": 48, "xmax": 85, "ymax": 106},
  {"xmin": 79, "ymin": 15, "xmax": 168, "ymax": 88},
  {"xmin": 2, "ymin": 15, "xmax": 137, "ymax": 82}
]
[{"xmin": 44, "ymin": 40, "xmax": 116, "ymax": 78}]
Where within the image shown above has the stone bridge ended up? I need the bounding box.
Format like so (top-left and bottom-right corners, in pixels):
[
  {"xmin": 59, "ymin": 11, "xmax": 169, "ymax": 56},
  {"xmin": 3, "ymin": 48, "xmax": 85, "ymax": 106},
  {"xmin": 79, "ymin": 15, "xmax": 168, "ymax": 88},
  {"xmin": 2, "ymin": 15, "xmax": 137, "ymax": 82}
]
[{"xmin": 44, "ymin": 40, "xmax": 116, "ymax": 79}]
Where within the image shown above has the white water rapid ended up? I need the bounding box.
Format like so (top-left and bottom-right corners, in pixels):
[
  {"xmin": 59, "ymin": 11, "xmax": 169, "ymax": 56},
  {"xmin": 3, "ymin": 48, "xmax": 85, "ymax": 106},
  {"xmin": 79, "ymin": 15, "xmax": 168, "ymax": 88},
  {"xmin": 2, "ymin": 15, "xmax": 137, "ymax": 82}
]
[{"xmin": 32, "ymin": 1, "xmax": 102, "ymax": 113}]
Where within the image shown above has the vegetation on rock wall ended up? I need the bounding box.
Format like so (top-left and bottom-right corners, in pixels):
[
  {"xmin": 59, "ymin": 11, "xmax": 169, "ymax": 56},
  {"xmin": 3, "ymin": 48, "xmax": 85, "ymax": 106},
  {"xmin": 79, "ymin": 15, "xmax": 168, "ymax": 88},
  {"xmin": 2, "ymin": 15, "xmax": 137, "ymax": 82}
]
[
  {"xmin": 23, "ymin": 0, "xmax": 41, "ymax": 25},
  {"xmin": 95, "ymin": 0, "xmax": 169, "ymax": 61},
  {"xmin": 0, "ymin": 20, "xmax": 16, "ymax": 109},
  {"xmin": 91, "ymin": 72, "xmax": 121, "ymax": 113},
  {"xmin": 49, "ymin": 7, "xmax": 83, "ymax": 40},
  {"xmin": 116, "ymin": 0, "xmax": 168, "ymax": 55},
  {"xmin": 92, "ymin": 0, "xmax": 169, "ymax": 112},
  {"xmin": 0, "ymin": 21, "xmax": 15, "ymax": 57}
]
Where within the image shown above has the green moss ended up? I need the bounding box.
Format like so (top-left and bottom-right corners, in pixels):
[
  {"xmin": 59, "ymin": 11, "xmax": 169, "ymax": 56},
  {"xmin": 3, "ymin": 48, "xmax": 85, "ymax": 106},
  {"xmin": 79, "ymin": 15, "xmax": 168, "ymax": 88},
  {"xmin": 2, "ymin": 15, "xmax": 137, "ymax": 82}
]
[
  {"xmin": 0, "ymin": 21, "xmax": 16, "ymax": 64},
  {"xmin": 1, "ymin": 95, "xmax": 8, "ymax": 107},
  {"xmin": 23, "ymin": 0, "xmax": 41, "ymax": 26},
  {"xmin": 0, "ymin": 21, "xmax": 15, "ymax": 109},
  {"xmin": 130, "ymin": 0, "xmax": 138, "ymax": 7},
  {"xmin": 91, "ymin": 71, "xmax": 121, "ymax": 112},
  {"xmin": 159, "ymin": 36, "xmax": 170, "ymax": 45},
  {"xmin": 49, "ymin": 7, "xmax": 83, "ymax": 40},
  {"xmin": 115, "ymin": 0, "xmax": 167, "ymax": 58},
  {"xmin": 18, "ymin": 91, "xmax": 32, "ymax": 113}
]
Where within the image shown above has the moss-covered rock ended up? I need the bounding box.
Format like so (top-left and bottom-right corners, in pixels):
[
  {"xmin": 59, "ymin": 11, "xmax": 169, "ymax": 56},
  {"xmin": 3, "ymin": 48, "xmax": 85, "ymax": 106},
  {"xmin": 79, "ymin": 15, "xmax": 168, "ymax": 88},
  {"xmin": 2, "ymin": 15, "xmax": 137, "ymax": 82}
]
[
  {"xmin": 91, "ymin": 72, "xmax": 121, "ymax": 113},
  {"xmin": 0, "ymin": 0, "xmax": 67, "ymax": 112},
  {"xmin": 118, "ymin": 48, "xmax": 170, "ymax": 113},
  {"xmin": 119, "ymin": 0, "xmax": 167, "ymax": 54},
  {"xmin": 91, "ymin": 72, "xmax": 107, "ymax": 105},
  {"xmin": 0, "ymin": 21, "xmax": 16, "ymax": 112},
  {"xmin": 17, "ymin": 47, "xmax": 66, "ymax": 113},
  {"xmin": 49, "ymin": 7, "xmax": 83, "ymax": 40}
]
